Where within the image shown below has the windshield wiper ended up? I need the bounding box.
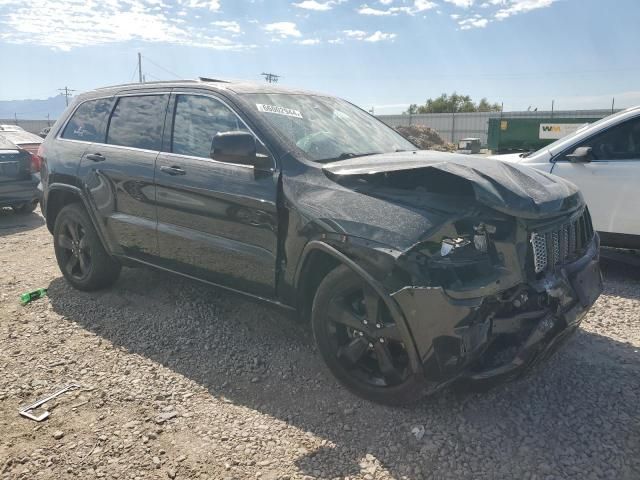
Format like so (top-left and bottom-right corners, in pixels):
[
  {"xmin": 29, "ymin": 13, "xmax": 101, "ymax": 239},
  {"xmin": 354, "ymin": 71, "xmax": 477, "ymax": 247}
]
[{"xmin": 316, "ymin": 151, "xmax": 382, "ymax": 163}]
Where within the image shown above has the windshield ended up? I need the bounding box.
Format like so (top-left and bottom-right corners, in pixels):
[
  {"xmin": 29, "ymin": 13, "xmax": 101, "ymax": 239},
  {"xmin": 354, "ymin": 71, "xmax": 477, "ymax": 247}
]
[{"xmin": 241, "ymin": 93, "xmax": 415, "ymax": 162}]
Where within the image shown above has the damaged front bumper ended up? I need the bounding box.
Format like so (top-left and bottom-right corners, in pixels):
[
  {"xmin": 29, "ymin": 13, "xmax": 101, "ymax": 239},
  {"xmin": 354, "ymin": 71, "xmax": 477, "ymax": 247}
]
[{"xmin": 391, "ymin": 233, "xmax": 602, "ymax": 390}]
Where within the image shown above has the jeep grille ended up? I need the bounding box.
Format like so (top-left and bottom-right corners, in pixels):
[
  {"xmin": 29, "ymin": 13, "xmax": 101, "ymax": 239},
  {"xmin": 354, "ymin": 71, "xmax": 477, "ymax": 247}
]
[{"xmin": 530, "ymin": 208, "xmax": 594, "ymax": 274}]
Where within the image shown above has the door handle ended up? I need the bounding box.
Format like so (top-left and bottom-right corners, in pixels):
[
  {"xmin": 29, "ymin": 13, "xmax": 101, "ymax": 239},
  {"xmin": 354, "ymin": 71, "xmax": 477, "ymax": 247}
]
[
  {"xmin": 86, "ymin": 153, "xmax": 105, "ymax": 162},
  {"xmin": 160, "ymin": 165, "xmax": 186, "ymax": 176}
]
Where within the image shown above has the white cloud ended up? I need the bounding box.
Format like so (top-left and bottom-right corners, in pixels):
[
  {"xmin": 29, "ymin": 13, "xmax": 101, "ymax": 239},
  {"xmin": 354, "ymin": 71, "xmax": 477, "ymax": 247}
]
[
  {"xmin": 357, "ymin": 4, "xmax": 393, "ymax": 15},
  {"xmin": 339, "ymin": 29, "xmax": 396, "ymax": 42},
  {"xmin": 357, "ymin": 1, "xmax": 436, "ymax": 15},
  {"xmin": 379, "ymin": 0, "xmax": 394, "ymax": 4},
  {"xmin": 0, "ymin": 0, "xmax": 248, "ymax": 51},
  {"xmin": 293, "ymin": 0, "xmax": 344, "ymax": 11},
  {"xmin": 458, "ymin": 16, "xmax": 489, "ymax": 29},
  {"xmin": 343, "ymin": 29, "xmax": 368, "ymax": 38},
  {"xmin": 445, "ymin": 0, "xmax": 558, "ymax": 30},
  {"xmin": 445, "ymin": 0, "xmax": 475, "ymax": 7},
  {"xmin": 297, "ymin": 37, "xmax": 321, "ymax": 45},
  {"xmin": 494, "ymin": 0, "xmax": 556, "ymax": 19},
  {"xmin": 179, "ymin": 0, "xmax": 221, "ymax": 11},
  {"xmin": 212, "ymin": 20, "xmax": 241, "ymax": 34},
  {"xmin": 263, "ymin": 21, "xmax": 302, "ymax": 38},
  {"xmin": 364, "ymin": 30, "xmax": 397, "ymax": 42}
]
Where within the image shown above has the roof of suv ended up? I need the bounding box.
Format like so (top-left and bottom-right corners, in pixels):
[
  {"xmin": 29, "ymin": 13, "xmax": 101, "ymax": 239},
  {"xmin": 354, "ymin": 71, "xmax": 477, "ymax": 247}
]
[{"xmin": 88, "ymin": 78, "xmax": 327, "ymax": 98}]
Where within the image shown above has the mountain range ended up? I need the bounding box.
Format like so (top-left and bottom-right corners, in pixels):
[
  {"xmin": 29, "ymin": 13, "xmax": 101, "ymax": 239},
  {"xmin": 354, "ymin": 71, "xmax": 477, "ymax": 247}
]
[{"xmin": 0, "ymin": 95, "xmax": 70, "ymax": 121}]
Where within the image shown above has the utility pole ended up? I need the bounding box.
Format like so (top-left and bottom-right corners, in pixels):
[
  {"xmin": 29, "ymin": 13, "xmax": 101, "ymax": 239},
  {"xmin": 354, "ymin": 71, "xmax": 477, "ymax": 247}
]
[
  {"xmin": 58, "ymin": 86, "xmax": 76, "ymax": 106},
  {"xmin": 47, "ymin": 113, "xmax": 51, "ymax": 126},
  {"xmin": 261, "ymin": 72, "xmax": 280, "ymax": 84},
  {"xmin": 551, "ymin": 99, "xmax": 555, "ymax": 118},
  {"xmin": 14, "ymin": 113, "xmax": 18, "ymax": 125},
  {"xmin": 611, "ymin": 97, "xmax": 615, "ymax": 114},
  {"xmin": 138, "ymin": 52, "xmax": 143, "ymax": 83}
]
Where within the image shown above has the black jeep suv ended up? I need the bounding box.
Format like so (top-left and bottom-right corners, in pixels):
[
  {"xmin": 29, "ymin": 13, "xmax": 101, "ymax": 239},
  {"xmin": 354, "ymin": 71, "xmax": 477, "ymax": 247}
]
[{"xmin": 40, "ymin": 79, "xmax": 602, "ymax": 404}]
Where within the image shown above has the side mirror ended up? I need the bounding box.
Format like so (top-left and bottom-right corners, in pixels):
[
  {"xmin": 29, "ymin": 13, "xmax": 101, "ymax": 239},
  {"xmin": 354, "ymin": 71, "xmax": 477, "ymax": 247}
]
[
  {"xmin": 211, "ymin": 131, "xmax": 272, "ymax": 170},
  {"xmin": 566, "ymin": 146, "xmax": 593, "ymax": 163}
]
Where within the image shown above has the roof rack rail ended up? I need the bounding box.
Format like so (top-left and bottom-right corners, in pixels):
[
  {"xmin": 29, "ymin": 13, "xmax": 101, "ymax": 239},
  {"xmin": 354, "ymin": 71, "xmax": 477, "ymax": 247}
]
[
  {"xmin": 93, "ymin": 80, "xmax": 196, "ymax": 90},
  {"xmin": 198, "ymin": 77, "xmax": 231, "ymax": 83}
]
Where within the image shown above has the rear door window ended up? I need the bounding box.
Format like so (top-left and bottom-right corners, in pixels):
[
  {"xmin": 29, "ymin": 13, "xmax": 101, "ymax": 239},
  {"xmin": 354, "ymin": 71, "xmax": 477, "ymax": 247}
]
[
  {"xmin": 61, "ymin": 98, "xmax": 114, "ymax": 142},
  {"xmin": 171, "ymin": 94, "xmax": 248, "ymax": 159},
  {"xmin": 107, "ymin": 95, "xmax": 168, "ymax": 151}
]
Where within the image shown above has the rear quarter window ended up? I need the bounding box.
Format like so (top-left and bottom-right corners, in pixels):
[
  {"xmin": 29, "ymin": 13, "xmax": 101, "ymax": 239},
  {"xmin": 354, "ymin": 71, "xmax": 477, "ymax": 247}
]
[{"xmin": 61, "ymin": 98, "xmax": 114, "ymax": 142}]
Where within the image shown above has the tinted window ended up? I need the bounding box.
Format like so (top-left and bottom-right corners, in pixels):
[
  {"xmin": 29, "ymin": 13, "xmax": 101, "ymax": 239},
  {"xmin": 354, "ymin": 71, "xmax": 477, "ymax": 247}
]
[
  {"xmin": 61, "ymin": 98, "xmax": 114, "ymax": 142},
  {"xmin": 107, "ymin": 95, "xmax": 168, "ymax": 150},
  {"xmin": 171, "ymin": 95, "xmax": 248, "ymax": 158},
  {"xmin": 566, "ymin": 116, "xmax": 640, "ymax": 161}
]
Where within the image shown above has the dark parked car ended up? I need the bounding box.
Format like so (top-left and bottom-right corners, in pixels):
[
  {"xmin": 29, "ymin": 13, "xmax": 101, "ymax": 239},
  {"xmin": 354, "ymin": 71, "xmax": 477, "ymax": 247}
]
[
  {"xmin": 0, "ymin": 136, "xmax": 40, "ymax": 213},
  {"xmin": 39, "ymin": 80, "xmax": 602, "ymax": 404}
]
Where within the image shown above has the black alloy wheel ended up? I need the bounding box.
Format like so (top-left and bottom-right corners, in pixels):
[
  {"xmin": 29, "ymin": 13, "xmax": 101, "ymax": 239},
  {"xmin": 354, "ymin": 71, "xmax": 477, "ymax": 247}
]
[
  {"xmin": 53, "ymin": 203, "xmax": 121, "ymax": 291},
  {"xmin": 56, "ymin": 216, "xmax": 92, "ymax": 281},
  {"xmin": 312, "ymin": 265, "xmax": 425, "ymax": 404}
]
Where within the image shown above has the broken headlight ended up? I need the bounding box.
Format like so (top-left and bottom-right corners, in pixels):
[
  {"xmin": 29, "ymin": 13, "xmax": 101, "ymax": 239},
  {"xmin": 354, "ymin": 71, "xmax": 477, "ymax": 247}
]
[{"xmin": 440, "ymin": 223, "xmax": 495, "ymax": 257}]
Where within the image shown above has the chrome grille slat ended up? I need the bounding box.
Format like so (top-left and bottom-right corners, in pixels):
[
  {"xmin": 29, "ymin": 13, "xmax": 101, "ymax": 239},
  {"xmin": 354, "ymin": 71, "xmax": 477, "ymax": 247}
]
[
  {"xmin": 551, "ymin": 231, "xmax": 560, "ymax": 267},
  {"xmin": 530, "ymin": 209, "xmax": 593, "ymax": 274}
]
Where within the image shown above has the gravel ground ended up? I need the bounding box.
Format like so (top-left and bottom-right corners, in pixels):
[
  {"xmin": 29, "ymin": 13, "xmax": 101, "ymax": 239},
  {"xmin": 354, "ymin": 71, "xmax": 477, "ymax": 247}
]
[{"xmin": 1, "ymin": 207, "xmax": 639, "ymax": 480}]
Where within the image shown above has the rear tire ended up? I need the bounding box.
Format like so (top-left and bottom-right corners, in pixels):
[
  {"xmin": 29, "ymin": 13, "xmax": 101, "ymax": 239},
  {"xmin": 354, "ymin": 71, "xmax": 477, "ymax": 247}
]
[
  {"xmin": 12, "ymin": 199, "xmax": 38, "ymax": 214},
  {"xmin": 53, "ymin": 203, "xmax": 121, "ymax": 291},
  {"xmin": 311, "ymin": 264, "xmax": 425, "ymax": 405}
]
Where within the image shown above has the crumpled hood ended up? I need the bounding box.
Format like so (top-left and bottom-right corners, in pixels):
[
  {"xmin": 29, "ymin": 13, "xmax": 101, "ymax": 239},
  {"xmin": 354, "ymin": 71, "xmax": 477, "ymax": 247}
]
[{"xmin": 322, "ymin": 150, "xmax": 583, "ymax": 219}]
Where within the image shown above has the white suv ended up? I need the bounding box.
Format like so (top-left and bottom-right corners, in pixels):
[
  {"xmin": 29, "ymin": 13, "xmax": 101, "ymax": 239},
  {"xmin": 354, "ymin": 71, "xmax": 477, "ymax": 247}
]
[{"xmin": 492, "ymin": 106, "xmax": 640, "ymax": 249}]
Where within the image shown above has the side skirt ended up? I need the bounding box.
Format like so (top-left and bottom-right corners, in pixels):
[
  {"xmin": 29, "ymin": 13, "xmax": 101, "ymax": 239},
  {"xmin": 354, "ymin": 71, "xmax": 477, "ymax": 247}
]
[{"xmin": 117, "ymin": 255, "xmax": 298, "ymax": 313}]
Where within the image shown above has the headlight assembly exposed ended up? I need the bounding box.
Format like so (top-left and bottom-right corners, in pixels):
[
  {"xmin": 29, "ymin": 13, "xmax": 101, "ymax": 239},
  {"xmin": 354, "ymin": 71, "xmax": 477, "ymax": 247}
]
[
  {"xmin": 440, "ymin": 223, "xmax": 495, "ymax": 257},
  {"xmin": 440, "ymin": 237, "xmax": 470, "ymax": 256}
]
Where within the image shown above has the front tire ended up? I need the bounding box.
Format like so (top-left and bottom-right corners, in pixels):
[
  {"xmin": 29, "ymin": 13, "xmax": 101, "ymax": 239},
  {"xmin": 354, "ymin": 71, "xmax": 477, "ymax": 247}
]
[
  {"xmin": 53, "ymin": 203, "xmax": 121, "ymax": 291},
  {"xmin": 311, "ymin": 265, "xmax": 425, "ymax": 405}
]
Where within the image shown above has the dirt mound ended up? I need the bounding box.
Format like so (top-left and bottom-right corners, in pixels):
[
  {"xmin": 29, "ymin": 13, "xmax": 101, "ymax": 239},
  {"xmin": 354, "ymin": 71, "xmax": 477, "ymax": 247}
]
[{"xmin": 395, "ymin": 125, "xmax": 455, "ymax": 151}]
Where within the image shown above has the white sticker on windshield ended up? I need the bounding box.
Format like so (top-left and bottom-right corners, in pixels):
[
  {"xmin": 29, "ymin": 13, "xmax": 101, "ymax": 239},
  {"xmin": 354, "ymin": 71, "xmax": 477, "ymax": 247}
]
[{"xmin": 256, "ymin": 104, "xmax": 303, "ymax": 119}]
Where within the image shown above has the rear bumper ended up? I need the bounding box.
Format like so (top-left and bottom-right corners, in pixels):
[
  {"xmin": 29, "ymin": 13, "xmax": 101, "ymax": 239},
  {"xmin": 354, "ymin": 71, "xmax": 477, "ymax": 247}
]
[
  {"xmin": 0, "ymin": 174, "xmax": 40, "ymax": 207},
  {"xmin": 392, "ymin": 234, "xmax": 602, "ymax": 389}
]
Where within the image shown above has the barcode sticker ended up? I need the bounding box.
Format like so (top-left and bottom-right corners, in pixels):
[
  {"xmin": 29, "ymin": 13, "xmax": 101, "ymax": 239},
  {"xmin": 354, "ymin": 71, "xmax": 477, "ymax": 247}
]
[{"xmin": 256, "ymin": 104, "xmax": 303, "ymax": 119}]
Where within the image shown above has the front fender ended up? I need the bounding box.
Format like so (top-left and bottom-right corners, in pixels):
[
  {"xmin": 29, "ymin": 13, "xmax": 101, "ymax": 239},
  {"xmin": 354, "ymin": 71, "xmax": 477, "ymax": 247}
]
[{"xmin": 294, "ymin": 239, "xmax": 423, "ymax": 375}]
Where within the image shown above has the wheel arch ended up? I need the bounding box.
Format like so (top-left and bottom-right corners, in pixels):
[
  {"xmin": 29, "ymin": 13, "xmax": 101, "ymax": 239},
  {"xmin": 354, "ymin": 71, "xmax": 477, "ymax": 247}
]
[
  {"xmin": 294, "ymin": 240, "xmax": 422, "ymax": 373},
  {"xmin": 44, "ymin": 184, "xmax": 84, "ymax": 234},
  {"xmin": 45, "ymin": 184, "xmax": 114, "ymax": 257}
]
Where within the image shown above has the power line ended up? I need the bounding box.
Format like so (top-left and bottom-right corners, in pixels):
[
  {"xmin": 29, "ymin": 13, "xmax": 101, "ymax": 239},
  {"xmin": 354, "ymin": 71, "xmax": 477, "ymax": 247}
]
[
  {"xmin": 142, "ymin": 55, "xmax": 183, "ymax": 79},
  {"xmin": 58, "ymin": 86, "xmax": 76, "ymax": 106},
  {"xmin": 261, "ymin": 73, "xmax": 280, "ymax": 84}
]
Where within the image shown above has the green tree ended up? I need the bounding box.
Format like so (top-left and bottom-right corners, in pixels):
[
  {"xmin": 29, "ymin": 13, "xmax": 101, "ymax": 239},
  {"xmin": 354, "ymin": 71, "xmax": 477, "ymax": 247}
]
[
  {"xmin": 477, "ymin": 97, "xmax": 502, "ymax": 112},
  {"xmin": 405, "ymin": 93, "xmax": 502, "ymax": 114}
]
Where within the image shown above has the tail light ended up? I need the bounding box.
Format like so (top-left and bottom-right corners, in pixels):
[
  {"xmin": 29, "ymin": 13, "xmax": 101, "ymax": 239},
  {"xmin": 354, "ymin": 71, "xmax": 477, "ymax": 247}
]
[
  {"xmin": 30, "ymin": 153, "xmax": 42, "ymax": 173},
  {"xmin": 29, "ymin": 144, "xmax": 44, "ymax": 173}
]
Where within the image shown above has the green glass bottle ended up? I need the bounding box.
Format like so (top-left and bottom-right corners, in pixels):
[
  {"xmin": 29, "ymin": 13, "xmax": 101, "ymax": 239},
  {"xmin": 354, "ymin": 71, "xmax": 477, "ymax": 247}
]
[{"xmin": 20, "ymin": 288, "xmax": 48, "ymax": 305}]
